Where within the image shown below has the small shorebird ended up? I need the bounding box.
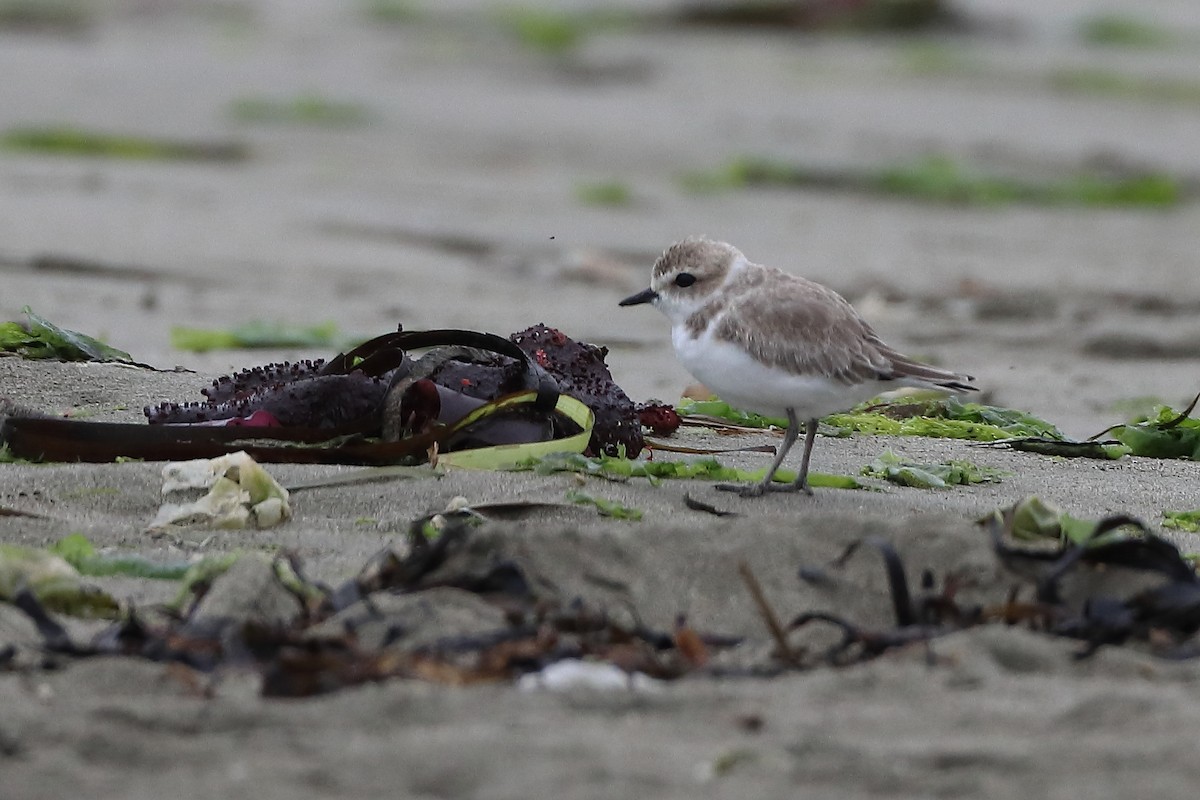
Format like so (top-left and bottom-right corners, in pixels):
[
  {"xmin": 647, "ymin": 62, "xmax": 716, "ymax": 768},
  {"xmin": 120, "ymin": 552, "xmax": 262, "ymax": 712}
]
[{"xmin": 620, "ymin": 237, "xmax": 977, "ymax": 497}]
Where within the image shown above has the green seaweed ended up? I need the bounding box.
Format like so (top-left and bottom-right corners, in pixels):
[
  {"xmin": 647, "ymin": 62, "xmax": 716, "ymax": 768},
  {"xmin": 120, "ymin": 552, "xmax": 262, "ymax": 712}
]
[
  {"xmin": 679, "ymin": 396, "xmax": 1062, "ymax": 443},
  {"xmin": 862, "ymin": 450, "xmax": 1007, "ymax": 489},
  {"xmin": 674, "ymin": 399, "xmax": 788, "ymax": 429},
  {"xmin": 0, "ymin": 0, "xmax": 91, "ymax": 33},
  {"xmin": 1104, "ymin": 398, "xmax": 1200, "ymax": 460},
  {"xmin": 497, "ymin": 7, "xmax": 586, "ymax": 54},
  {"xmin": 827, "ymin": 397, "xmax": 1063, "ymax": 441},
  {"xmin": 575, "ymin": 180, "xmax": 634, "ymax": 207},
  {"xmin": 0, "ymin": 126, "xmax": 247, "ymax": 162},
  {"xmin": 49, "ymin": 534, "xmax": 192, "ymax": 580},
  {"xmin": 683, "ymin": 155, "xmax": 1183, "ymax": 208},
  {"xmin": 984, "ymin": 496, "xmax": 1133, "ymax": 548},
  {"xmin": 169, "ymin": 553, "xmax": 244, "ymax": 610},
  {"xmin": 514, "ymin": 451, "xmax": 862, "ymax": 490},
  {"xmin": 230, "ymin": 94, "xmax": 372, "ymax": 126},
  {"xmin": 361, "ymin": 0, "xmax": 422, "ymax": 23},
  {"xmin": 1048, "ymin": 68, "xmax": 1200, "ymax": 106},
  {"xmin": 0, "ymin": 542, "xmax": 120, "ymax": 617},
  {"xmin": 0, "ymin": 306, "xmax": 134, "ymax": 362},
  {"xmin": 1078, "ymin": 14, "xmax": 1174, "ymax": 48},
  {"xmin": 565, "ymin": 489, "xmax": 643, "ymax": 520},
  {"xmin": 1001, "ymin": 438, "xmax": 1131, "ymax": 460},
  {"xmin": 1164, "ymin": 510, "xmax": 1200, "ymax": 533},
  {"xmin": 170, "ymin": 320, "xmax": 343, "ymax": 352},
  {"xmin": 495, "ymin": 7, "xmax": 632, "ymax": 55}
]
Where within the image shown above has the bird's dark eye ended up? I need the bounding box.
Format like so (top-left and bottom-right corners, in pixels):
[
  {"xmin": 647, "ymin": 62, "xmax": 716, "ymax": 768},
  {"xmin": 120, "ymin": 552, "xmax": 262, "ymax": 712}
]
[{"xmin": 674, "ymin": 272, "xmax": 696, "ymax": 288}]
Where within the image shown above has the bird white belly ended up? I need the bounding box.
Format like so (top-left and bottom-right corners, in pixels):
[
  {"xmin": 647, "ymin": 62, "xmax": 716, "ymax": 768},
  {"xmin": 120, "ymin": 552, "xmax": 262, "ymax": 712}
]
[{"xmin": 672, "ymin": 325, "xmax": 884, "ymax": 419}]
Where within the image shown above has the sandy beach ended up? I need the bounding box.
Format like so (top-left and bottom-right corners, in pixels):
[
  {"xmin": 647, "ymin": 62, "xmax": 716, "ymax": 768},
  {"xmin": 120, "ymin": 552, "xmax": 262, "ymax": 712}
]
[{"xmin": 3, "ymin": 1, "xmax": 1200, "ymax": 797}]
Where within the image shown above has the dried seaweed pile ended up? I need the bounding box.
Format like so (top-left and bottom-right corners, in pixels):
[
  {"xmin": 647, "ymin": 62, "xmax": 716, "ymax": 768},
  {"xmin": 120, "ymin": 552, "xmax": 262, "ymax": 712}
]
[
  {"xmin": 6, "ymin": 501, "xmax": 1200, "ymax": 697},
  {"xmin": 783, "ymin": 510, "xmax": 1200, "ymax": 666},
  {"xmin": 5, "ymin": 520, "xmax": 734, "ymax": 697}
]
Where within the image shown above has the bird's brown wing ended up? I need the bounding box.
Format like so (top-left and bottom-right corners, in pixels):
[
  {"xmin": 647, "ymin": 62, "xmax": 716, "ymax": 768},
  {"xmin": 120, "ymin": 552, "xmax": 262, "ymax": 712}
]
[
  {"xmin": 713, "ymin": 276, "xmax": 975, "ymax": 390},
  {"xmin": 711, "ymin": 278, "xmax": 892, "ymax": 386}
]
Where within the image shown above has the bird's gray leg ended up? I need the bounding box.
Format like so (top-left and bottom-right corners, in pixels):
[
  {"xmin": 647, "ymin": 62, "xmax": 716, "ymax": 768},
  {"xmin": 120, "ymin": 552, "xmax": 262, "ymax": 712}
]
[
  {"xmin": 717, "ymin": 408, "xmax": 800, "ymax": 498},
  {"xmin": 789, "ymin": 418, "xmax": 820, "ymax": 496}
]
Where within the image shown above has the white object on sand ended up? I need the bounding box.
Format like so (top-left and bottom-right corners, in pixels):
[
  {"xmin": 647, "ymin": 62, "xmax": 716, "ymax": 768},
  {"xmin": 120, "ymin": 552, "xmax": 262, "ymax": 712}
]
[{"xmin": 150, "ymin": 451, "xmax": 291, "ymax": 530}]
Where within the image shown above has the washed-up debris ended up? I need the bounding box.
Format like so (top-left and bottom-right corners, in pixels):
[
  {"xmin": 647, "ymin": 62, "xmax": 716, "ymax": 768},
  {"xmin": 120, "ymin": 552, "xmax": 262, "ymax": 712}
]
[
  {"xmin": 990, "ymin": 391, "xmax": 1200, "ymax": 461},
  {"xmin": 861, "ymin": 450, "xmax": 1007, "ymax": 488},
  {"xmin": 685, "ymin": 154, "xmax": 1184, "ymax": 208},
  {"xmin": 170, "ymin": 321, "xmax": 346, "ymax": 352},
  {"xmin": 980, "ymin": 496, "xmax": 1140, "ymax": 547},
  {"xmin": 679, "ymin": 395, "xmax": 1062, "ymax": 442},
  {"xmin": 517, "ymin": 658, "xmax": 662, "ymax": 692},
  {"xmin": 0, "ymin": 326, "xmax": 611, "ymax": 466},
  {"xmin": 6, "ymin": 520, "xmax": 743, "ymax": 697},
  {"xmin": 0, "ymin": 306, "xmax": 136, "ymax": 363},
  {"xmin": 564, "ymin": 489, "xmax": 643, "ymax": 521},
  {"xmin": 7, "ymin": 494, "xmax": 1200, "ymax": 693},
  {"xmin": 149, "ymin": 451, "xmax": 292, "ymax": 531},
  {"xmin": 49, "ymin": 534, "xmax": 192, "ymax": 580},
  {"xmin": 774, "ymin": 499, "xmax": 1200, "ymax": 666},
  {"xmin": 0, "ymin": 126, "xmax": 248, "ymax": 162},
  {"xmin": 1163, "ymin": 510, "xmax": 1200, "ymax": 533},
  {"xmin": 514, "ymin": 451, "xmax": 862, "ymax": 490},
  {"xmin": 1104, "ymin": 393, "xmax": 1200, "ymax": 458},
  {"xmin": 0, "ymin": 544, "xmax": 119, "ymax": 618}
]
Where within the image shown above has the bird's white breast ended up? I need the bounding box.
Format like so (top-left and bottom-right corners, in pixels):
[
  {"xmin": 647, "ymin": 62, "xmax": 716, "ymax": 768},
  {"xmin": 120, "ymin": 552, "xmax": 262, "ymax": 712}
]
[{"xmin": 671, "ymin": 319, "xmax": 886, "ymax": 419}]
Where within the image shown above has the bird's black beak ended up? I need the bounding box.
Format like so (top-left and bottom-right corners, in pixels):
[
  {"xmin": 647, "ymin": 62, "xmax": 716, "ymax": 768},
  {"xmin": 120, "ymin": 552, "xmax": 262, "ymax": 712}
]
[{"xmin": 619, "ymin": 288, "xmax": 658, "ymax": 307}]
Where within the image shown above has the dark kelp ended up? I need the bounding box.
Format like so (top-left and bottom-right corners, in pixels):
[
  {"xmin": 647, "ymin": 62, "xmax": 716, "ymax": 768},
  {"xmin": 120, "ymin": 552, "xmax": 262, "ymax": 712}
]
[
  {"xmin": 9, "ymin": 521, "xmax": 742, "ymax": 696},
  {"xmin": 1, "ymin": 325, "xmax": 688, "ymax": 465}
]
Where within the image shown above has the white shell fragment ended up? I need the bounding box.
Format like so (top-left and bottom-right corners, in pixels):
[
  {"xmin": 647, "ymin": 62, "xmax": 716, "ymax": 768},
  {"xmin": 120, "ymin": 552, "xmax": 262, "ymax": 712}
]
[
  {"xmin": 149, "ymin": 451, "xmax": 292, "ymax": 531},
  {"xmin": 517, "ymin": 659, "xmax": 662, "ymax": 693}
]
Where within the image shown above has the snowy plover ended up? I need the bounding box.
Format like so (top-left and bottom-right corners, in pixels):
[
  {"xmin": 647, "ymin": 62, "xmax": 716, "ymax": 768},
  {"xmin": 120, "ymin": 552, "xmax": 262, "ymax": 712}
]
[{"xmin": 619, "ymin": 237, "xmax": 977, "ymax": 497}]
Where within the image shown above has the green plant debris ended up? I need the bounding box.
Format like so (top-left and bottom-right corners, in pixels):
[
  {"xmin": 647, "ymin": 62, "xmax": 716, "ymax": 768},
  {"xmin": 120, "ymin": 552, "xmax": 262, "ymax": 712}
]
[
  {"xmin": 899, "ymin": 42, "xmax": 985, "ymax": 77},
  {"xmin": 1164, "ymin": 510, "xmax": 1200, "ymax": 533},
  {"xmin": 565, "ymin": 489, "xmax": 643, "ymax": 520},
  {"xmin": 49, "ymin": 534, "xmax": 191, "ymax": 580},
  {"xmin": 495, "ymin": 7, "xmax": 631, "ymax": 55},
  {"xmin": 984, "ymin": 496, "xmax": 1135, "ymax": 547},
  {"xmin": 1106, "ymin": 399, "xmax": 1200, "ymax": 459},
  {"xmin": 682, "ymin": 155, "xmax": 1184, "ymax": 208},
  {"xmin": 169, "ymin": 552, "xmax": 244, "ymax": 610},
  {"xmin": 170, "ymin": 320, "xmax": 343, "ymax": 352},
  {"xmin": 230, "ymin": 94, "xmax": 372, "ymax": 126},
  {"xmin": 362, "ymin": 0, "xmax": 422, "ymax": 23},
  {"xmin": 0, "ymin": 542, "xmax": 120, "ymax": 617},
  {"xmin": 0, "ymin": 306, "xmax": 134, "ymax": 362},
  {"xmin": 680, "ymin": 396, "xmax": 1062, "ymax": 443},
  {"xmin": 497, "ymin": 7, "xmax": 587, "ymax": 54},
  {"xmin": 575, "ymin": 180, "xmax": 634, "ymax": 207},
  {"xmin": 862, "ymin": 450, "xmax": 1007, "ymax": 489},
  {"xmin": 1048, "ymin": 68, "xmax": 1200, "ymax": 105},
  {"xmin": 514, "ymin": 451, "xmax": 863, "ymax": 490},
  {"xmin": 675, "ymin": 399, "xmax": 788, "ymax": 429},
  {"xmin": 1001, "ymin": 438, "xmax": 1131, "ymax": 460},
  {"xmin": 0, "ymin": 126, "xmax": 248, "ymax": 162},
  {"xmin": 0, "ymin": 0, "xmax": 92, "ymax": 33},
  {"xmin": 1078, "ymin": 14, "xmax": 1174, "ymax": 48},
  {"xmin": 826, "ymin": 397, "xmax": 1064, "ymax": 441}
]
